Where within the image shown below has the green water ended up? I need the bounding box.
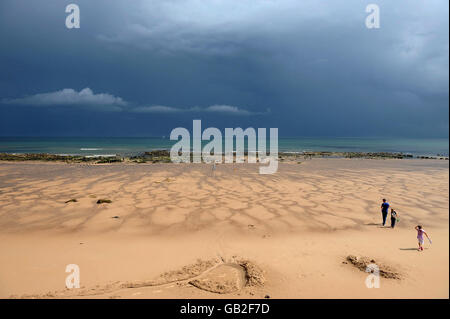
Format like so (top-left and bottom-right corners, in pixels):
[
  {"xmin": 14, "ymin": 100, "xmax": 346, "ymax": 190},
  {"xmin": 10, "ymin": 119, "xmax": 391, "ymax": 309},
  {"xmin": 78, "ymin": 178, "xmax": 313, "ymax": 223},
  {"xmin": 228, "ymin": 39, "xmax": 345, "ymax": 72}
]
[{"xmin": 0, "ymin": 137, "xmax": 448, "ymax": 157}]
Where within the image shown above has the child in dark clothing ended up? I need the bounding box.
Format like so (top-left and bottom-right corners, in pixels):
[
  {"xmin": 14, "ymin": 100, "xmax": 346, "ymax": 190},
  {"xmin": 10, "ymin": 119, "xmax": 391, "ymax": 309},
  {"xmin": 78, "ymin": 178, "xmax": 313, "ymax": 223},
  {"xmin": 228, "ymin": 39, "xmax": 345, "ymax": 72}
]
[{"xmin": 390, "ymin": 209, "xmax": 398, "ymax": 228}]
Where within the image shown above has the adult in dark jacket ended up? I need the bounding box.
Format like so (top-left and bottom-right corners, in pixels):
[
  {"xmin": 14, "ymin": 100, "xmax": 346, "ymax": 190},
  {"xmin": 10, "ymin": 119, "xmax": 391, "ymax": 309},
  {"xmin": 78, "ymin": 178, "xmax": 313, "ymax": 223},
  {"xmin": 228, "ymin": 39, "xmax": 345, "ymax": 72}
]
[{"xmin": 381, "ymin": 198, "xmax": 389, "ymax": 226}]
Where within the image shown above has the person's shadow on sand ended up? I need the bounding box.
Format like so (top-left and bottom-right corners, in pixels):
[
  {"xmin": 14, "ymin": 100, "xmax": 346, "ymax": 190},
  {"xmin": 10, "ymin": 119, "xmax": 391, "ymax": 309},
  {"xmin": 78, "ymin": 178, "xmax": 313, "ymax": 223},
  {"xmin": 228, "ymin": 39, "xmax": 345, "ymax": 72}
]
[
  {"xmin": 399, "ymin": 248, "xmax": 428, "ymax": 251},
  {"xmin": 364, "ymin": 223, "xmax": 392, "ymax": 228}
]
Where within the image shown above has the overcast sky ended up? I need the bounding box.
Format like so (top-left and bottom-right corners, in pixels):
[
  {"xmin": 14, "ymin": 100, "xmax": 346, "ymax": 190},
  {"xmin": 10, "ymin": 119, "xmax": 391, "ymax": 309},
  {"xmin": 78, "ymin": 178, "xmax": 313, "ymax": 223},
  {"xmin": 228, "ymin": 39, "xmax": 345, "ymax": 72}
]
[{"xmin": 0, "ymin": 0, "xmax": 448, "ymax": 137}]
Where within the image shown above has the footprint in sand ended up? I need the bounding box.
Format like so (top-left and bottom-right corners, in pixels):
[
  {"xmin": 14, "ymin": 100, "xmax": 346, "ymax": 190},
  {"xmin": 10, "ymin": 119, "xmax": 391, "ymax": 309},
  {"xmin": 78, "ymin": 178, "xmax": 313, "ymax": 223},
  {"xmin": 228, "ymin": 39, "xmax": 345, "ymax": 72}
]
[{"xmin": 188, "ymin": 263, "xmax": 247, "ymax": 294}]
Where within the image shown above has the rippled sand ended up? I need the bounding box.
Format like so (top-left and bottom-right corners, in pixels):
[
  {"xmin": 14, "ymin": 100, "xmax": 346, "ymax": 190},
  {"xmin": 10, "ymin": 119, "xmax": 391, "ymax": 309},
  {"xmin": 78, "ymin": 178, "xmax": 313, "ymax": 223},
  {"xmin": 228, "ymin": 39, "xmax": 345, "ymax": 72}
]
[{"xmin": 0, "ymin": 158, "xmax": 448, "ymax": 298}]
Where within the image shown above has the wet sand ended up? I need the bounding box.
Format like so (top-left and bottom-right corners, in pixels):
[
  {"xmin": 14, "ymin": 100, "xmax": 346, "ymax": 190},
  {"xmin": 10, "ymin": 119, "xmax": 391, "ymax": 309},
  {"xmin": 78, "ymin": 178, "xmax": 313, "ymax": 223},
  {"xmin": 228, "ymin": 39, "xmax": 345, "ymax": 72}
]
[{"xmin": 0, "ymin": 158, "xmax": 448, "ymax": 298}]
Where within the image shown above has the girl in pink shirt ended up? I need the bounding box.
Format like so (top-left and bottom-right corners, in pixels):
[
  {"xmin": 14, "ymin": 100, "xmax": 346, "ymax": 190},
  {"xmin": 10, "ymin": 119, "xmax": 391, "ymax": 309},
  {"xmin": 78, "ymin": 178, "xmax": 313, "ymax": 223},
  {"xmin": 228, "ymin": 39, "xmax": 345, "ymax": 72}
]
[{"xmin": 415, "ymin": 225, "xmax": 431, "ymax": 251}]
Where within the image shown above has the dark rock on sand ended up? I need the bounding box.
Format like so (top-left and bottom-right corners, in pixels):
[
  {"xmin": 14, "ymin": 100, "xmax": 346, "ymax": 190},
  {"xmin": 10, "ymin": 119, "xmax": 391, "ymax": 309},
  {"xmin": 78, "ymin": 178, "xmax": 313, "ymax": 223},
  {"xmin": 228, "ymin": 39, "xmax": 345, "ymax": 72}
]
[{"xmin": 97, "ymin": 199, "xmax": 112, "ymax": 204}]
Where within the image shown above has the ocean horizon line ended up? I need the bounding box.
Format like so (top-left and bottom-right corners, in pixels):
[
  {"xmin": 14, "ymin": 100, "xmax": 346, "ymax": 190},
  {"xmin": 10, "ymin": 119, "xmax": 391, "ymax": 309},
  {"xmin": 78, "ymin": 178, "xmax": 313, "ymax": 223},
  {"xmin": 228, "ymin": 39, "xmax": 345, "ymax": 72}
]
[{"xmin": 0, "ymin": 135, "xmax": 448, "ymax": 139}]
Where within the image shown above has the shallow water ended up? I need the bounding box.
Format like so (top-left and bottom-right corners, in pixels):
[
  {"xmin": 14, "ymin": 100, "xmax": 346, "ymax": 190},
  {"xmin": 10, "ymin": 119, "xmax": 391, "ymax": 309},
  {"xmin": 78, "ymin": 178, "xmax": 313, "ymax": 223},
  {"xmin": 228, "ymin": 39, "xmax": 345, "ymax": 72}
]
[{"xmin": 0, "ymin": 136, "xmax": 448, "ymax": 156}]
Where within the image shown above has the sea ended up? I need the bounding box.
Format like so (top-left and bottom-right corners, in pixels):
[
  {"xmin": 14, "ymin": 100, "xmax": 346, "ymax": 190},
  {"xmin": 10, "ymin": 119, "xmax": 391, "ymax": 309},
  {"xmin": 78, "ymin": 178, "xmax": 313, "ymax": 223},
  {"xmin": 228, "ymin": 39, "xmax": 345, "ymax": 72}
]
[{"xmin": 0, "ymin": 137, "xmax": 448, "ymax": 157}]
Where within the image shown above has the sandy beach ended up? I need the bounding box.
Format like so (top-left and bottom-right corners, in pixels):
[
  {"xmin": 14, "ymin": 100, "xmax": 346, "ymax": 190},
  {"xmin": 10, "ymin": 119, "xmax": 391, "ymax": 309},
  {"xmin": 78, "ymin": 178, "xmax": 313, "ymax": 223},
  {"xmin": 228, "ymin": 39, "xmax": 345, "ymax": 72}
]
[{"xmin": 0, "ymin": 158, "xmax": 448, "ymax": 299}]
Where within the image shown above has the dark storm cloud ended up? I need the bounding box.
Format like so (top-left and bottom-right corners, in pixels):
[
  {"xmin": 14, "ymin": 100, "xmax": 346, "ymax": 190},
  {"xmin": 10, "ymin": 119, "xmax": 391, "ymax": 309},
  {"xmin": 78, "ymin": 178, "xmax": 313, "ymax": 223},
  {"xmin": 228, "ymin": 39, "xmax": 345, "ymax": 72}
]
[{"xmin": 0, "ymin": 0, "xmax": 448, "ymax": 137}]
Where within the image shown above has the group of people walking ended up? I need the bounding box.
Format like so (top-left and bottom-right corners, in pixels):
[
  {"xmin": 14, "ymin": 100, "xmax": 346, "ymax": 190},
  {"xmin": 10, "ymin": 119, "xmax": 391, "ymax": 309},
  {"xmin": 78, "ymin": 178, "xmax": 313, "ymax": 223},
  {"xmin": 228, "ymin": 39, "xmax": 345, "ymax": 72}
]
[
  {"xmin": 380, "ymin": 198, "xmax": 398, "ymax": 228},
  {"xmin": 380, "ymin": 198, "xmax": 431, "ymax": 252}
]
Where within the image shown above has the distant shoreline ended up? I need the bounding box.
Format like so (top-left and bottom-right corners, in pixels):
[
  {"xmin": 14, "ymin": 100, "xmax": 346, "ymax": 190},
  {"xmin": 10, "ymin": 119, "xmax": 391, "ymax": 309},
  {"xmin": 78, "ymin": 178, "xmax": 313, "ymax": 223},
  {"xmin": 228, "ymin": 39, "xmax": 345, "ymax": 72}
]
[{"xmin": 1, "ymin": 150, "xmax": 448, "ymax": 164}]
